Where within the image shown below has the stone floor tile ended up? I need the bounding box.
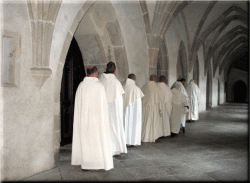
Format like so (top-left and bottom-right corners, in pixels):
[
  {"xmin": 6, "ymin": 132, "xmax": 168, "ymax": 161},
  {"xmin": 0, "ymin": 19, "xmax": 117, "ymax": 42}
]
[
  {"xmin": 24, "ymin": 167, "xmax": 62, "ymax": 181},
  {"xmin": 61, "ymin": 171, "xmax": 99, "ymax": 181},
  {"xmin": 125, "ymin": 166, "xmax": 170, "ymax": 179},
  {"xmin": 120, "ymin": 158, "xmax": 154, "ymax": 168},
  {"xmin": 113, "ymin": 159, "xmax": 124, "ymax": 169},
  {"xmin": 95, "ymin": 168, "xmax": 136, "ymax": 181},
  {"xmin": 173, "ymin": 173, "xmax": 217, "ymax": 181},
  {"xmin": 206, "ymin": 168, "xmax": 248, "ymax": 181}
]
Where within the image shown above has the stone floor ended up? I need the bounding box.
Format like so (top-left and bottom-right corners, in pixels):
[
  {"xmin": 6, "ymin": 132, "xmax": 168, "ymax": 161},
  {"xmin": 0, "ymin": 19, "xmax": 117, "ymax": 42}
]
[{"xmin": 23, "ymin": 102, "xmax": 249, "ymax": 181}]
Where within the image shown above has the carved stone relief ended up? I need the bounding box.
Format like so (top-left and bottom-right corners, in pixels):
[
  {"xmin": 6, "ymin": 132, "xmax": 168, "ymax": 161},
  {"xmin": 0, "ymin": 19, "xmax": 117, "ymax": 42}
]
[{"xmin": 2, "ymin": 31, "xmax": 21, "ymax": 87}]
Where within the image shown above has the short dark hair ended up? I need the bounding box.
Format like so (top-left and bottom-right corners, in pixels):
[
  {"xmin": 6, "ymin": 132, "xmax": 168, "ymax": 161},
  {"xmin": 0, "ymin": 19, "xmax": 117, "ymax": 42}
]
[
  {"xmin": 179, "ymin": 78, "xmax": 186, "ymax": 82},
  {"xmin": 150, "ymin": 75, "xmax": 157, "ymax": 81},
  {"xmin": 87, "ymin": 66, "xmax": 97, "ymax": 76},
  {"xmin": 159, "ymin": 75, "xmax": 166, "ymax": 82},
  {"xmin": 105, "ymin": 62, "xmax": 116, "ymax": 73},
  {"xmin": 128, "ymin": 73, "xmax": 136, "ymax": 80}
]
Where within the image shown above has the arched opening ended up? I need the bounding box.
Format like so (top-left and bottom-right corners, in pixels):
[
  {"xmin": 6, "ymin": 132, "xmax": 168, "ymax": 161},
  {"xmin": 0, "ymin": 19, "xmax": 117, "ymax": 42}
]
[
  {"xmin": 232, "ymin": 80, "xmax": 247, "ymax": 103},
  {"xmin": 60, "ymin": 37, "xmax": 86, "ymax": 146},
  {"xmin": 54, "ymin": 0, "xmax": 130, "ymax": 151},
  {"xmin": 193, "ymin": 55, "xmax": 199, "ymax": 86}
]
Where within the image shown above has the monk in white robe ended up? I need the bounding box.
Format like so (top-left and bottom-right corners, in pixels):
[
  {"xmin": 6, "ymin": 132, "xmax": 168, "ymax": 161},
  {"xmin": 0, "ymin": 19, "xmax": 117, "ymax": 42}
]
[
  {"xmin": 141, "ymin": 75, "xmax": 166, "ymax": 142},
  {"xmin": 170, "ymin": 88, "xmax": 186, "ymax": 137},
  {"xmin": 99, "ymin": 62, "xmax": 127, "ymax": 155},
  {"xmin": 186, "ymin": 79, "xmax": 200, "ymax": 122},
  {"xmin": 123, "ymin": 74, "xmax": 144, "ymax": 146},
  {"xmin": 171, "ymin": 79, "xmax": 189, "ymax": 133},
  {"xmin": 158, "ymin": 75, "xmax": 172, "ymax": 137},
  {"xmin": 71, "ymin": 66, "xmax": 113, "ymax": 171}
]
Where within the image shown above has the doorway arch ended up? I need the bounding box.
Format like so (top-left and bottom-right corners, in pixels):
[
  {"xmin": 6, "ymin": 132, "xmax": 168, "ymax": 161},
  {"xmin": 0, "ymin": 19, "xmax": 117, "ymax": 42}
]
[
  {"xmin": 232, "ymin": 80, "xmax": 247, "ymax": 103},
  {"xmin": 60, "ymin": 37, "xmax": 86, "ymax": 146}
]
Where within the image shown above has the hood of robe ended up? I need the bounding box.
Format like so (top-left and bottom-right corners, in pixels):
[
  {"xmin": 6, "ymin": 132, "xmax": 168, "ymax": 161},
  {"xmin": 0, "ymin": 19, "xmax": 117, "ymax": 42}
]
[
  {"xmin": 99, "ymin": 73, "xmax": 125, "ymax": 103},
  {"xmin": 186, "ymin": 81, "xmax": 200, "ymax": 99},
  {"xmin": 123, "ymin": 78, "xmax": 144, "ymax": 108},
  {"xmin": 141, "ymin": 81, "xmax": 166, "ymax": 106},
  {"xmin": 171, "ymin": 81, "xmax": 189, "ymax": 98},
  {"xmin": 158, "ymin": 82, "xmax": 172, "ymax": 103},
  {"xmin": 171, "ymin": 88, "xmax": 185, "ymax": 105}
]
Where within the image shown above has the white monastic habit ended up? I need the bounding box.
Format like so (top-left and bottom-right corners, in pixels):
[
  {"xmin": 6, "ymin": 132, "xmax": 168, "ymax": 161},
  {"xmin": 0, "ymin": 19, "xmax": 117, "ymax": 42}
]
[
  {"xmin": 170, "ymin": 88, "xmax": 186, "ymax": 134},
  {"xmin": 99, "ymin": 73, "xmax": 127, "ymax": 155},
  {"xmin": 141, "ymin": 81, "xmax": 166, "ymax": 142},
  {"xmin": 123, "ymin": 78, "xmax": 144, "ymax": 146},
  {"xmin": 186, "ymin": 80, "xmax": 200, "ymax": 120},
  {"xmin": 71, "ymin": 77, "xmax": 113, "ymax": 170},
  {"xmin": 158, "ymin": 82, "xmax": 173, "ymax": 136},
  {"xmin": 171, "ymin": 81, "xmax": 189, "ymax": 127}
]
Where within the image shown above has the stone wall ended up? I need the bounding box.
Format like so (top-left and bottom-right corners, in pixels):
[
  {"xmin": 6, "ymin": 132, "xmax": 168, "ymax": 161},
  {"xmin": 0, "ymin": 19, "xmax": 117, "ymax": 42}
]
[{"xmin": 1, "ymin": 2, "xmax": 55, "ymax": 180}]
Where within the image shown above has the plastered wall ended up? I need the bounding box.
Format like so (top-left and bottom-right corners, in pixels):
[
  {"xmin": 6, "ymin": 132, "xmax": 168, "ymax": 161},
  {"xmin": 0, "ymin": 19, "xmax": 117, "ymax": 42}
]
[{"xmin": 1, "ymin": 2, "xmax": 55, "ymax": 180}]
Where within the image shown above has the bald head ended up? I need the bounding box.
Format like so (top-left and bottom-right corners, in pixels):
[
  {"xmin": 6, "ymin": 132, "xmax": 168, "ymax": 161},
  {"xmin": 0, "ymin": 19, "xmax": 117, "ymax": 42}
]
[
  {"xmin": 159, "ymin": 75, "xmax": 166, "ymax": 83},
  {"xmin": 150, "ymin": 75, "xmax": 157, "ymax": 82}
]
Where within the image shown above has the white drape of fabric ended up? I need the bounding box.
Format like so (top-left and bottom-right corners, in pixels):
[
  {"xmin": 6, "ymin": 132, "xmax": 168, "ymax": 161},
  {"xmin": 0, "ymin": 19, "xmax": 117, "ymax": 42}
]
[
  {"xmin": 99, "ymin": 73, "xmax": 127, "ymax": 155},
  {"xmin": 158, "ymin": 82, "xmax": 172, "ymax": 136},
  {"xmin": 171, "ymin": 81, "xmax": 189, "ymax": 127},
  {"xmin": 170, "ymin": 88, "xmax": 186, "ymax": 134},
  {"xmin": 123, "ymin": 78, "xmax": 144, "ymax": 146},
  {"xmin": 186, "ymin": 81, "xmax": 200, "ymax": 120},
  {"xmin": 141, "ymin": 81, "xmax": 166, "ymax": 142},
  {"xmin": 99, "ymin": 73, "xmax": 125, "ymax": 103},
  {"xmin": 123, "ymin": 98, "xmax": 142, "ymax": 146},
  {"xmin": 71, "ymin": 77, "xmax": 113, "ymax": 170}
]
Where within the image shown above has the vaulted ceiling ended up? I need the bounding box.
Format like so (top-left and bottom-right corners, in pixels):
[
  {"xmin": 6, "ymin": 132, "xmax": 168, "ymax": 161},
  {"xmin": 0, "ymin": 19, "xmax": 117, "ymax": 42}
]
[{"xmin": 144, "ymin": 0, "xmax": 248, "ymax": 77}]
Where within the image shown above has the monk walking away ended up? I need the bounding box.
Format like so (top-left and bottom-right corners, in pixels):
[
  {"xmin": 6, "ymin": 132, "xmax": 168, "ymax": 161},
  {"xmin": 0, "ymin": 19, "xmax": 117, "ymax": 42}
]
[
  {"xmin": 99, "ymin": 62, "xmax": 127, "ymax": 155},
  {"xmin": 71, "ymin": 66, "xmax": 113, "ymax": 171},
  {"xmin": 141, "ymin": 75, "xmax": 166, "ymax": 142},
  {"xmin": 158, "ymin": 75, "xmax": 172, "ymax": 137},
  {"xmin": 123, "ymin": 74, "xmax": 144, "ymax": 146},
  {"xmin": 171, "ymin": 78, "xmax": 189, "ymax": 133},
  {"xmin": 185, "ymin": 79, "xmax": 200, "ymax": 122}
]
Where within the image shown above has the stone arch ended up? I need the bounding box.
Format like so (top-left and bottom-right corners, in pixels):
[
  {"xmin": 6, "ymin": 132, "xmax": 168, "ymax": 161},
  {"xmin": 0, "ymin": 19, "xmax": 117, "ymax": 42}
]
[
  {"xmin": 52, "ymin": 0, "xmax": 129, "ymax": 163},
  {"xmin": 206, "ymin": 25, "xmax": 248, "ymax": 74},
  {"xmin": 139, "ymin": 1, "xmax": 190, "ymax": 75},
  {"xmin": 177, "ymin": 41, "xmax": 188, "ymax": 80},
  {"xmin": 232, "ymin": 80, "xmax": 247, "ymax": 103},
  {"xmin": 190, "ymin": 5, "xmax": 248, "ymax": 73}
]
